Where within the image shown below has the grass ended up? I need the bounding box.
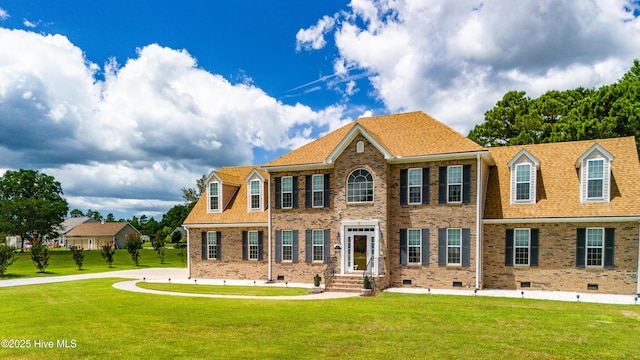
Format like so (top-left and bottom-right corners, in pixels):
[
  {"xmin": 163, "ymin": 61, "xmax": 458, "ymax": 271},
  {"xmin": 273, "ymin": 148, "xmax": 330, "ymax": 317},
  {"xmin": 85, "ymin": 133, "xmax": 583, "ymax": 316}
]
[
  {"xmin": 0, "ymin": 249, "xmax": 187, "ymax": 279},
  {"xmin": 136, "ymin": 282, "xmax": 310, "ymax": 296},
  {"xmin": 1, "ymin": 278, "xmax": 639, "ymax": 359}
]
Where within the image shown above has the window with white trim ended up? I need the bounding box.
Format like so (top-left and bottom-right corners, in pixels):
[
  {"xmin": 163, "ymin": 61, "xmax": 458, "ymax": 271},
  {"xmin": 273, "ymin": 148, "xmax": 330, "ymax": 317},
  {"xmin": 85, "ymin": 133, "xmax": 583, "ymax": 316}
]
[
  {"xmin": 447, "ymin": 166, "xmax": 462, "ymax": 203},
  {"xmin": 281, "ymin": 176, "xmax": 293, "ymax": 209},
  {"xmin": 586, "ymin": 228, "xmax": 604, "ymax": 267},
  {"xmin": 248, "ymin": 231, "xmax": 259, "ymax": 261},
  {"xmin": 207, "ymin": 232, "xmax": 218, "ymax": 260},
  {"xmin": 250, "ymin": 179, "xmax": 262, "ymax": 210},
  {"xmin": 587, "ymin": 159, "xmax": 604, "ymax": 199},
  {"xmin": 312, "ymin": 174, "xmax": 324, "ymax": 208},
  {"xmin": 312, "ymin": 230, "xmax": 324, "ymax": 262},
  {"xmin": 209, "ymin": 182, "xmax": 220, "ymax": 211},
  {"xmin": 515, "ymin": 164, "xmax": 531, "ymax": 201},
  {"xmin": 408, "ymin": 229, "xmax": 421, "ymax": 264},
  {"xmin": 408, "ymin": 168, "xmax": 422, "ymax": 204},
  {"xmin": 447, "ymin": 228, "xmax": 462, "ymax": 265},
  {"xmin": 282, "ymin": 230, "xmax": 293, "ymax": 262},
  {"xmin": 347, "ymin": 169, "xmax": 374, "ymax": 203},
  {"xmin": 514, "ymin": 228, "xmax": 530, "ymax": 265}
]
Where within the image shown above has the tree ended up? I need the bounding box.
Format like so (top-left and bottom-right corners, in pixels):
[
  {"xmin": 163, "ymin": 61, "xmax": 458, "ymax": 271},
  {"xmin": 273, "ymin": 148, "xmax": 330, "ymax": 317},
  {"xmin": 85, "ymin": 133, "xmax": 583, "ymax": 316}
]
[
  {"xmin": 468, "ymin": 60, "xmax": 640, "ymax": 152},
  {"xmin": 85, "ymin": 209, "xmax": 103, "ymax": 222},
  {"xmin": 0, "ymin": 169, "xmax": 69, "ymax": 251},
  {"xmin": 106, "ymin": 213, "xmax": 116, "ymax": 222},
  {"xmin": 69, "ymin": 209, "xmax": 84, "ymax": 217},
  {"xmin": 125, "ymin": 232, "xmax": 143, "ymax": 266},
  {"xmin": 101, "ymin": 241, "xmax": 116, "ymax": 268},
  {"xmin": 71, "ymin": 246, "xmax": 85, "ymax": 270},
  {"xmin": 0, "ymin": 243, "xmax": 17, "ymax": 277},
  {"xmin": 161, "ymin": 204, "xmax": 191, "ymax": 232},
  {"xmin": 152, "ymin": 233, "xmax": 166, "ymax": 264},
  {"xmin": 181, "ymin": 174, "xmax": 207, "ymax": 206},
  {"xmin": 30, "ymin": 239, "xmax": 50, "ymax": 273}
]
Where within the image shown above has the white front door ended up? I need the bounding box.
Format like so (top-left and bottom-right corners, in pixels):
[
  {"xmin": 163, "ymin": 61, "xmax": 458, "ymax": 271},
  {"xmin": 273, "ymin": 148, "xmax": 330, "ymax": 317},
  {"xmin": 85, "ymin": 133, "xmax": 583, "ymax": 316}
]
[{"xmin": 345, "ymin": 227, "xmax": 375, "ymax": 273}]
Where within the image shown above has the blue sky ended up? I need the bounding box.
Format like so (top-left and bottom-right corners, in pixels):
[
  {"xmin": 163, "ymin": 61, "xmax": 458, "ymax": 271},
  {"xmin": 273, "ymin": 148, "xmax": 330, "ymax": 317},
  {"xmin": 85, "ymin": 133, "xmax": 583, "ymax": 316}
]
[{"xmin": 1, "ymin": 1, "xmax": 639, "ymax": 220}]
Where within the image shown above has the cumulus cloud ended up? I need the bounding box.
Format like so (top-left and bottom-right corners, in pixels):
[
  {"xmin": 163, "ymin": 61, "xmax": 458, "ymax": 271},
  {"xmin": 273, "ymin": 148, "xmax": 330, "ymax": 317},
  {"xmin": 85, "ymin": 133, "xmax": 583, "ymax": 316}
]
[
  {"xmin": 0, "ymin": 8, "xmax": 8, "ymax": 21},
  {"xmin": 300, "ymin": 0, "xmax": 640, "ymax": 132},
  {"xmin": 295, "ymin": 15, "xmax": 336, "ymax": 51},
  {"xmin": 0, "ymin": 28, "xmax": 344, "ymax": 218}
]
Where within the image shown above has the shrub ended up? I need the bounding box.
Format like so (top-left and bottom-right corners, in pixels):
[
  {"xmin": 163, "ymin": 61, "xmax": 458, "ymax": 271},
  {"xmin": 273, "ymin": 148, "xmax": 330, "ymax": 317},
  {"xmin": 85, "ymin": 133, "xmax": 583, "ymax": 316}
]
[
  {"xmin": 71, "ymin": 246, "xmax": 85, "ymax": 270},
  {"xmin": 125, "ymin": 232, "xmax": 143, "ymax": 266},
  {"xmin": 101, "ymin": 242, "xmax": 116, "ymax": 268},
  {"xmin": 30, "ymin": 239, "xmax": 50, "ymax": 273},
  {"xmin": 0, "ymin": 243, "xmax": 17, "ymax": 277}
]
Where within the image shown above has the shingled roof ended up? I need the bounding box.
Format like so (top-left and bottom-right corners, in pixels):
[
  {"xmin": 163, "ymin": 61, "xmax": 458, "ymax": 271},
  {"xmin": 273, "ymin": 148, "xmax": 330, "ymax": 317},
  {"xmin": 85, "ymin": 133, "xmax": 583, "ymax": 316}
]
[
  {"xmin": 265, "ymin": 111, "xmax": 484, "ymax": 167},
  {"xmin": 484, "ymin": 136, "xmax": 640, "ymax": 220},
  {"xmin": 183, "ymin": 166, "xmax": 268, "ymax": 225},
  {"xmin": 65, "ymin": 222, "xmax": 135, "ymax": 236}
]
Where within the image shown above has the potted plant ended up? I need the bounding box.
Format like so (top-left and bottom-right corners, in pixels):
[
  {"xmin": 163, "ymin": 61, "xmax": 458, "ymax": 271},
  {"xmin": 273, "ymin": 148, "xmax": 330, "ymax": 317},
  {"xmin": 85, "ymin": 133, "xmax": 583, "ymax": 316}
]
[
  {"xmin": 361, "ymin": 275, "xmax": 373, "ymax": 295},
  {"xmin": 312, "ymin": 274, "xmax": 322, "ymax": 293}
]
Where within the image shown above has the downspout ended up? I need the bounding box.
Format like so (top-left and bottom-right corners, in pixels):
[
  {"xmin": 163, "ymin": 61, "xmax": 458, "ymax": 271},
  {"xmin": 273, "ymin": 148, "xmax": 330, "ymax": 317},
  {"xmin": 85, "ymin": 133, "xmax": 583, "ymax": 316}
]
[
  {"xmin": 475, "ymin": 153, "xmax": 482, "ymax": 290},
  {"xmin": 186, "ymin": 227, "xmax": 191, "ymax": 276},
  {"xmin": 267, "ymin": 172, "xmax": 272, "ymax": 282},
  {"xmin": 637, "ymin": 221, "xmax": 640, "ymax": 295}
]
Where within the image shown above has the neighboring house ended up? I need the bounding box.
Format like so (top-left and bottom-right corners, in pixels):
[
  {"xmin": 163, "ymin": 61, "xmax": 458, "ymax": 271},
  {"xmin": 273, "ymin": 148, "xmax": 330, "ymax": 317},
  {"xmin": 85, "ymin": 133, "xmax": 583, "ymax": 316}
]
[
  {"xmin": 65, "ymin": 221, "xmax": 141, "ymax": 250},
  {"xmin": 55, "ymin": 217, "xmax": 98, "ymax": 247},
  {"xmin": 183, "ymin": 111, "xmax": 640, "ymax": 295}
]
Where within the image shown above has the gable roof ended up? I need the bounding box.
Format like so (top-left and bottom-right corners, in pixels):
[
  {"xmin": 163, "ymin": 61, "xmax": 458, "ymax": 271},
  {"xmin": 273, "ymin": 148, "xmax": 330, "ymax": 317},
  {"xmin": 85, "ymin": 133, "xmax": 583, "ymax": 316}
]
[
  {"xmin": 65, "ymin": 222, "xmax": 137, "ymax": 237},
  {"xmin": 484, "ymin": 136, "xmax": 640, "ymax": 220},
  {"xmin": 264, "ymin": 111, "xmax": 485, "ymax": 168},
  {"xmin": 59, "ymin": 217, "xmax": 98, "ymax": 234},
  {"xmin": 183, "ymin": 166, "xmax": 269, "ymax": 226}
]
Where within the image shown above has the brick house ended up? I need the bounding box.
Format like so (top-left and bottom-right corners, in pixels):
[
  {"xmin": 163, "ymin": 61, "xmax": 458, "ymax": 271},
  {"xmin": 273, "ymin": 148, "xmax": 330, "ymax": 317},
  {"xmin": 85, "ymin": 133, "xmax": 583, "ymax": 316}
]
[{"xmin": 183, "ymin": 111, "xmax": 640, "ymax": 295}]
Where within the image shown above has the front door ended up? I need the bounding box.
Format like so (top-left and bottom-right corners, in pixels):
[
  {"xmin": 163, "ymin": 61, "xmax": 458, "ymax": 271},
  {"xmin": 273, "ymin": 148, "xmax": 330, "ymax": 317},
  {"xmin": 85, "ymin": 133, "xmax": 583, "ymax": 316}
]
[{"xmin": 346, "ymin": 227, "xmax": 375, "ymax": 273}]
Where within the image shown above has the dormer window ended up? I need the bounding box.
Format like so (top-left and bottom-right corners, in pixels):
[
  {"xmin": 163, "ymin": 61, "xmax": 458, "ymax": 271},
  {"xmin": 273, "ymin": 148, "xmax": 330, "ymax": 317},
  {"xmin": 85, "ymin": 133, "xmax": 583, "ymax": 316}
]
[
  {"xmin": 508, "ymin": 149, "xmax": 539, "ymax": 204},
  {"xmin": 577, "ymin": 144, "xmax": 613, "ymax": 203},
  {"xmin": 208, "ymin": 182, "xmax": 220, "ymax": 212},
  {"xmin": 249, "ymin": 179, "xmax": 262, "ymax": 211}
]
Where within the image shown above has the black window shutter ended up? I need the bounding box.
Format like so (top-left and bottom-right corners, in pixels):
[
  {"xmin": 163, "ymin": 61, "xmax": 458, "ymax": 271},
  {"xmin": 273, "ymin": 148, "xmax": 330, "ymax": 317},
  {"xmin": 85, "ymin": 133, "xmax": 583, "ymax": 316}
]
[
  {"xmin": 422, "ymin": 168, "xmax": 430, "ymax": 205},
  {"xmin": 305, "ymin": 229, "xmax": 312, "ymax": 263},
  {"xmin": 274, "ymin": 177, "xmax": 281, "ymax": 209},
  {"xmin": 400, "ymin": 169, "xmax": 408, "ymax": 205},
  {"xmin": 305, "ymin": 175, "xmax": 312, "ymax": 209},
  {"xmin": 463, "ymin": 164, "xmax": 472, "ymax": 204},
  {"xmin": 323, "ymin": 174, "xmax": 330, "ymax": 208},
  {"xmin": 462, "ymin": 228, "xmax": 471, "ymax": 266},
  {"xmin": 505, "ymin": 229, "xmax": 514, "ymax": 266},
  {"xmin": 438, "ymin": 167, "xmax": 447, "ymax": 204},
  {"xmin": 438, "ymin": 228, "xmax": 446, "ymax": 265},
  {"xmin": 399, "ymin": 229, "xmax": 408, "ymax": 265},
  {"xmin": 421, "ymin": 228, "xmax": 430, "ymax": 265},
  {"xmin": 201, "ymin": 232, "xmax": 207, "ymax": 260},
  {"xmin": 292, "ymin": 176, "xmax": 299, "ymax": 208},
  {"xmin": 323, "ymin": 229, "xmax": 330, "ymax": 263},
  {"xmin": 292, "ymin": 230, "xmax": 299, "ymax": 263},
  {"xmin": 576, "ymin": 228, "xmax": 586, "ymax": 268},
  {"xmin": 530, "ymin": 229, "xmax": 539, "ymax": 267},
  {"xmin": 242, "ymin": 231, "xmax": 248, "ymax": 260},
  {"xmin": 604, "ymin": 228, "xmax": 615, "ymax": 268},
  {"xmin": 216, "ymin": 231, "xmax": 222, "ymax": 260},
  {"xmin": 275, "ymin": 230, "xmax": 282, "ymax": 263},
  {"xmin": 257, "ymin": 231, "xmax": 264, "ymax": 261}
]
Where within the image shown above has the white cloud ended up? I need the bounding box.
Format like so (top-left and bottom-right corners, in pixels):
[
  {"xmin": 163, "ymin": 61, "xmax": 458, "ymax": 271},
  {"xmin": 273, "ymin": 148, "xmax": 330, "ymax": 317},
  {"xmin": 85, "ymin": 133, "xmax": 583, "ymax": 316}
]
[
  {"xmin": 0, "ymin": 29, "xmax": 345, "ymax": 219},
  {"xmin": 301, "ymin": 0, "xmax": 640, "ymax": 132},
  {"xmin": 296, "ymin": 15, "xmax": 336, "ymax": 51},
  {"xmin": 0, "ymin": 8, "xmax": 8, "ymax": 21},
  {"xmin": 23, "ymin": 19, "xmax": 38, "ymax": 28}
]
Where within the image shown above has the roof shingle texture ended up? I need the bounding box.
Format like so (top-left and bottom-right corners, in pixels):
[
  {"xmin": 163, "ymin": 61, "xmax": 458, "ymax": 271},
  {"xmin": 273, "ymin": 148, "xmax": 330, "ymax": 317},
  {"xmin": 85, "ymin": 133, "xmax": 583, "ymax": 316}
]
[
  {"xmin": 66, "ymin": 222, "xmax": 130, "ymax": 236},
  {"xmin": 484, "ymin": 136, "xmax": 640, "ymax": 219}
]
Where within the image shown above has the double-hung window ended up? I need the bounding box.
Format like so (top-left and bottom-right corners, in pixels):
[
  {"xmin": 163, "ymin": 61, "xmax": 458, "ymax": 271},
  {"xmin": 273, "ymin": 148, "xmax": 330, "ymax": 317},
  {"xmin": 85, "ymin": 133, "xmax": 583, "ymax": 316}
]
[
  {"xmin": 282, "ymin": 230, "xmax": 293, "ymax": 262},
  {"xmin": 408, "ymin": 168, "xmax": 422, "ymax": 204},
  {"xmin": 447, "ymin": 228, "xmax": 462, "ymax": 265},
  {"xmin": 447, "ymin": 166, "xmax": 462, "ymax": 203},
  {"xmin": 312, "ymin": 174, "xmax": 324, "ymax": 208},
  {"xmin": 587, "ymin": 159, "xmax": 604, "ymax": 199},
  {"xmin": 250, "ymin": 179, "xmax": 261, "ymax": 210},
  {"xmin": 281, "ymin": 176, "xmax": 293, "ymax": 208},
  {"xmin": 515, "ymin": 164, "xmax": 531, "ymax": 201},
  {"xmin": 248, "ymin": 231, "xmax": 259, "ymax": 261},
  {"xmin": 312, "ymin": 230, "xmax": 324, "ymax": 262},
  {"xmin": 514, "ymin": 229, "xmax": 530, "ymax": 265},
  {"xmin": 209, "ymin": 182, "xmax": 220, "ymax": 211},
  {"xmin": 586, "ymin": 228, "xmax": 604, "ymax": 267},
  {"xmin": 408, "ymin": 229, "xmax": 421, "ymax": 264},
  {"xmin": 207, "ymin": 232, "xmax": 218, "ymax": 260}
]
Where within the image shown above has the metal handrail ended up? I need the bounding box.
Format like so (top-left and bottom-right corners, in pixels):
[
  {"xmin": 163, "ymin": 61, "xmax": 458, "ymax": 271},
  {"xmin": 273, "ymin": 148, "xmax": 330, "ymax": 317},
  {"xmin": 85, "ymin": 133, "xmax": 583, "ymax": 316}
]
[
  {"xmin": 323, "ymin": 256, "xmax": 337, "ymax": 290},
  {"xmin": 363, "ymin": 254, "xmax": 376, "ymax": 291}
]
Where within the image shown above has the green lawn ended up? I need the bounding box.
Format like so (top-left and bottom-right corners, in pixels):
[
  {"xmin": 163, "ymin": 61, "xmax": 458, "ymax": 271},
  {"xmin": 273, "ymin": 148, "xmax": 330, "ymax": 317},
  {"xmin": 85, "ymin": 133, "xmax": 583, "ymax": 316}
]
[
  {"xmin": 0, "ymin": 249, "xmax": 187, "ymax": 279},
  {"xmin": 1, "ymin": 278, "xmax": 639, "ymax": 359},
  {"xmin": 136, "ymin": 282, "xmax": 310, "ymax": 296}
]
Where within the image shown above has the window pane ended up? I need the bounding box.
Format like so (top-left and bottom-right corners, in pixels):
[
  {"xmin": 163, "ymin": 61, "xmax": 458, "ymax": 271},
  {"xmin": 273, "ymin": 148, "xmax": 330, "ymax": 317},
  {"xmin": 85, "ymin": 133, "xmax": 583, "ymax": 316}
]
[
  {"xmin": 588, "ymin": 160, "xmax": 603, "ymax": 179},
  {"xmin": 312, "ymin": 230, "xmax": 324, "ymax": 261},
  {"xmin": 408, "ymin": 169, "xmax": 421, "ymax": 186},
  {"xmin": 447, "ymin": 229, "xmax": 461, "ymax": 246},
  {"xmin": 208, "ymin": 232, "xmax": 217, "ymax": 259},
  {"xmin": 514, "ymin": 229, "xmax": 529, "ymax": 247},
  {"xmin": 587, "ymin": 179, "xmax": 603, "ymax": 198},
  {"xmin": 586, "ymin": 228, "xmax": 603, "ymax": 266},
  {"xmin": 408, "ymin": 229, "xmax": 421, "ymax": 263},
  {"xmin": 347, "ymin": 169, "xmax": 373, "ymax": 202},
  {"xmin": 447, "ymin": 229, "xmax": 461, "ymax": 265},
  {"xmin": 250, "ymin": 180, "xmax": 260, "ymax": 195},
  {"xmin": 312, "ymin": 175, "xmax": 324, "ymax": 190},
  {"xmin": 282, "ymin": 177, "xmax": 292, "ymax": 192},
  {"xmin": 282, "ymin": 230, "xmax": 292, "ymax": 261},
  {"xmin": 209, "ymin": 182, "xmax": 218, "ymax": 196},
  {"xmin": 448, "ymin": 166, "xmax": 462, "ymax": 184},
  {"xmin": 516, "ymin": 164, "xmax": 530, "ymax": 182},
  {"xmin": 248, "ymin": 231, "xmax": 258, "ymax": 260}
]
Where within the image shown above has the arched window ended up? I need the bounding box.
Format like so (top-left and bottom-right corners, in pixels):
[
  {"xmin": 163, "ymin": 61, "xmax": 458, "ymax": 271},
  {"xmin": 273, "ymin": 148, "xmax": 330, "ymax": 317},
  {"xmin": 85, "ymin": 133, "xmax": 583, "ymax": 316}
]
[{"xmin": 347, "ymin": 169, "xmax": 374, "ymax": 203}]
